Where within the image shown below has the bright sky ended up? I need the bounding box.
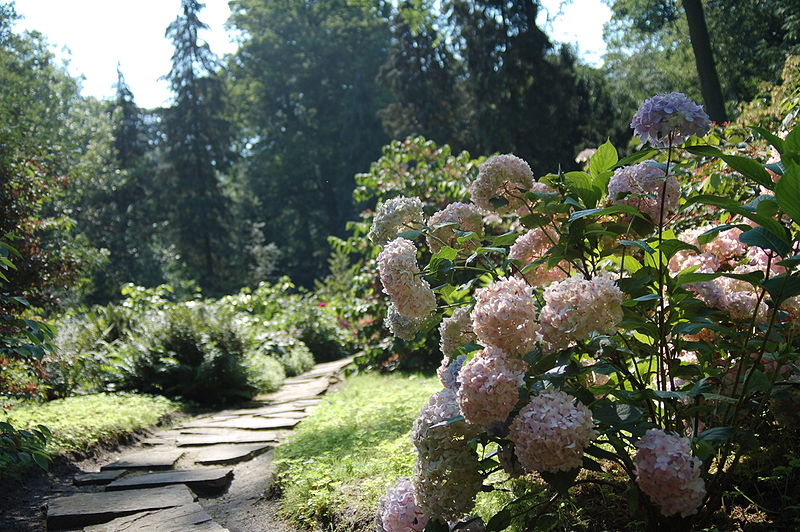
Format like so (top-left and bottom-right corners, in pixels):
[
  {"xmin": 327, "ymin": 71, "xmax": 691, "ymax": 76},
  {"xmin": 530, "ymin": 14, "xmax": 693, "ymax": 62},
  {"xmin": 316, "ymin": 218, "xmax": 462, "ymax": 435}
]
[{"xmin": 11, "ymin": 0, "xmax": 610, "ymax": 110}]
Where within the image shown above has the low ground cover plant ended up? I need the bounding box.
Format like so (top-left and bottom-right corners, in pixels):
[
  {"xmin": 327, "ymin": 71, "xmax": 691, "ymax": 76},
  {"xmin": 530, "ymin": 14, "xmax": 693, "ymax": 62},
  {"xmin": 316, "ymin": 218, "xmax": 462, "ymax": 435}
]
[{"xmin": 371, "ymin": 94, "xmax": 800, "ymax": 530}]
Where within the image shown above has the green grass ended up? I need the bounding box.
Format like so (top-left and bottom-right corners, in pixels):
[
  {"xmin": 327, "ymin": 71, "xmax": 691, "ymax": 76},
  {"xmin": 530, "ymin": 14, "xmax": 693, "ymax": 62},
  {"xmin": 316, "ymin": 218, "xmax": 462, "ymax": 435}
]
[
  {"xmin": 273, "ymin": 371, "xmax": 441, "ymax": 530},
  {"xmin": 2, "ymin": 393, "xmax": 180, "ymax": 454}
]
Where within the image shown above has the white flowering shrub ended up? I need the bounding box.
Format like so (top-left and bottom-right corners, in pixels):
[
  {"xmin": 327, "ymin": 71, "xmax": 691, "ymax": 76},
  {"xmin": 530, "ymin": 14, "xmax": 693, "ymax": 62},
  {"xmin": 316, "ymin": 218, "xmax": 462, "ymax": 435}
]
[{"xmin": 372, "ymin": 94, "xmax": 800, "ymax": 529}]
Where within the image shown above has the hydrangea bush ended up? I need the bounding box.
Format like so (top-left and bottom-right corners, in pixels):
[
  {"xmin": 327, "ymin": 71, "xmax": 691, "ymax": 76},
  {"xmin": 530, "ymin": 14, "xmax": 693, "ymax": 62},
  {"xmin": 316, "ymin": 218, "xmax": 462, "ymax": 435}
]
[{"xmin": 375, "ymin": 94, "xmax": 800, "ymax": 529}]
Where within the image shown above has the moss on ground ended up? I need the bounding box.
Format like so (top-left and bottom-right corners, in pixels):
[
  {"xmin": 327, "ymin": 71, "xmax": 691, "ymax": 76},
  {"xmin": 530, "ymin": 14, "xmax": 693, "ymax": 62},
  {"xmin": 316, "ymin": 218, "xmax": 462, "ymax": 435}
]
[{"xmin": 2, "ymin": 393, "xmax": 180, "ymax": 454}]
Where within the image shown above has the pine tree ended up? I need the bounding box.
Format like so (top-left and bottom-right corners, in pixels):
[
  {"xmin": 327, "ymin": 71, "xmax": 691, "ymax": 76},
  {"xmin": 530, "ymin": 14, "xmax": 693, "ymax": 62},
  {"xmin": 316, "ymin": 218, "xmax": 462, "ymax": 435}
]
[{"xmin": 162, "ymin": 0, "xmax": 233, "ymax": 293}]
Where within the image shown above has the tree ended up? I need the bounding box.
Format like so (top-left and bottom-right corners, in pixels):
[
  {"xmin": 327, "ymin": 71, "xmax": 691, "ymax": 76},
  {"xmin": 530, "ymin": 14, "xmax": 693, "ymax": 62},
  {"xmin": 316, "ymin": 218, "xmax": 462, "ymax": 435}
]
[
  {"xmin": 228, "ymin": 0, "xmax": 390, "ymax": 286},
  {"xmin": 377, "ymin": 2, "xmax": 462, "ymax": 148},
  {"xmin": 161, "ymin": 0, "xmax": 233, "ymax": 293}
]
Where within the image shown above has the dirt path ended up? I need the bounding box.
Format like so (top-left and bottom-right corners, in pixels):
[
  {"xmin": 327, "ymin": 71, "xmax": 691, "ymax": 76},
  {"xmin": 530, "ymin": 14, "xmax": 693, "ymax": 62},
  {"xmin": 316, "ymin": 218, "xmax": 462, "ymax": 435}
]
[{"xmin": 0, "ymin": 357, "xmax": 353, "ymax": 531}]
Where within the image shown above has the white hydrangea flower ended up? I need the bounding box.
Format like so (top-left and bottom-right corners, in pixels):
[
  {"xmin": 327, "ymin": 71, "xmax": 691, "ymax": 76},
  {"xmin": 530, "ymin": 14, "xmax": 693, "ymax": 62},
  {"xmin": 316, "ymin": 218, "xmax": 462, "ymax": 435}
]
[
  {"xmin": 439, "ymin": 306, "xmax": 476, "ymax": 359},
  {"xmin": 469, "ymin": 154, "xmax": 534, "ymax": 213},
  {"xmin": 385, "ymin": 303, "xmax": 426, "ymax": 341},
  {"xmin": 369, "ymin": 196, "xmax": 425, "ymax": 246},
  {"xmin": 539, "ymin": 273, "xmax": 624, "ymax": 346},
  {"xmin": 471, "ymin": 276, "xmax": 539, "ymax": 356},
  {"xmin": 426, "ymin": 202, "xmax": 483, "ymax": 253},
  {"xmin": 377, "ymin": 238, "xmax": 436, "ymax": 318},
  {"xmin": 508, "ymin": 390, "xmax": 596, "ymax": 473},
  {"xmin": 508, "ymin": 227, "xmax": 567, "ymax": 286},
  {"xmin": 634, "ymin": 428, "xmax": 706, "ymax": 517}
]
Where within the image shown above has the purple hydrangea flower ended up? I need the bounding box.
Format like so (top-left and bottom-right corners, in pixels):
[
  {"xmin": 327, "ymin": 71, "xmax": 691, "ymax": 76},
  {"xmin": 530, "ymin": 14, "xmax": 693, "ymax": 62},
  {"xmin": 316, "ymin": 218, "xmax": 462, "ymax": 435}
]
[{"xmin": 631, "ymin": 92, "xmax": 711, "ymax": 147}]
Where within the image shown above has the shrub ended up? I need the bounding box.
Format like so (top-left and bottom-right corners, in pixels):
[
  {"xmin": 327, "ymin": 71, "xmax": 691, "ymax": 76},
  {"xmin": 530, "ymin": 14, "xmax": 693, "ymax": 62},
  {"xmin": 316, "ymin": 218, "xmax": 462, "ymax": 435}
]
[
  {"xmin": 251, "ymin": 330, "xmax": 314, "ymax": 377},
  {"xmin": 374, "ymin": 96, "xmax": 800, "ymax": 530},
  {"xmin": 244, "ymin": 352, "xmax": 285, "ymax": 393}
]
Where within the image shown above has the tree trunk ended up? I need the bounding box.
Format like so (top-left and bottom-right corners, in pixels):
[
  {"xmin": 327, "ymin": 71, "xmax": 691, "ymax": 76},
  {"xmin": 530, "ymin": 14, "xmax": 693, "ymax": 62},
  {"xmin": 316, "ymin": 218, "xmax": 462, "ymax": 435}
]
[{"xmin": 682, "ymin": 0, "xmax": 727, "ymax": 122}]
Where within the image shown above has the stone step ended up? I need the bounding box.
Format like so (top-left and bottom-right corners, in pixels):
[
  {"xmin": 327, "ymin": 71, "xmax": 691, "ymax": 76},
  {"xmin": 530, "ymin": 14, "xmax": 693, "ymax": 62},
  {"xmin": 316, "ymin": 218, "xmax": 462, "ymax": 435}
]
[
  {"xmin": 105, "ymin": 467, "xmax": 233, "ymax": 492},
  {"xmin": 73, "ymin": 470, "xmax": 125, "ymax": 487},
  {"xmin": 176, "ymin": 430, "xmax": 282, "ymax": 447},
  {"xmin": 46, "ymin": 484, "xmax": 195, "ymax": 530},
  {"xmin": 83, "ymin": 502, "xmax": 228, "ymax": 532},
  {"xmin": 178, "ymin": 416, "xmax": 300, "ymax": 431},
  {"xmin": 192, "ymin": 443, "xmax": 273, "ymax": 465},
  {"xmin": 101, "ymin": 448, "xmax": 184, "ymax": 471}
]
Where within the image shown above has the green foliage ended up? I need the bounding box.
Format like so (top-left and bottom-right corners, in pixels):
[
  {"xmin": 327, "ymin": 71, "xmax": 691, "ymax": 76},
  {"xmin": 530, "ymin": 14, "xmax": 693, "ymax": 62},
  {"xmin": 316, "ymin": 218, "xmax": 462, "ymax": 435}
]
[
  {"xmin": 274, "ymin": 372, "xmax": 442, "ymax": 530},
  {"xmin": 243, "ymin": 351, "xmax": 286, "ymax": 393},
  {"xmin": 2, "ymin": 393, "xmax": 178, "ymax": 455}
]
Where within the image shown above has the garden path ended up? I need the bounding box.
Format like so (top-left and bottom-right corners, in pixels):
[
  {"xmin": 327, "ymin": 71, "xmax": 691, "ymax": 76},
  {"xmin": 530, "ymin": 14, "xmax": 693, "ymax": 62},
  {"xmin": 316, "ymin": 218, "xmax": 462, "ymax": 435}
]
[{"xmin": 45, "ymin": 357, "xmax": 354, "ymax": 531}]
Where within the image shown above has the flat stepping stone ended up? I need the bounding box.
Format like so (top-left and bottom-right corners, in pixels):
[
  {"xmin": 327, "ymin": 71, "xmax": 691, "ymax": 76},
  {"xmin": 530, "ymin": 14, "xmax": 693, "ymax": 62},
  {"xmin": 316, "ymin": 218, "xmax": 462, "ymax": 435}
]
[
  {"xmin": 83, "ymin": 502, "xmax": 228, "ymax": 532},
  {"xmin": 74, "ymin": 470, "xmax": 125, "ymax": 486},
  {"xmin": 180, "ymin": 416, "xmax": 300, "ymax": 431},
  {"xmin": 46, "ymin": 484, "xmax": 195, "ymax": 529},
  {"xmin": 101, "ymin": 449, "xmax": 184, "ymax": 471},
  {"xmin": 141, "ymin": 437, "xmax": 173, "ymax": 447},
  {"xmin": 192, "ymin": 443, "xmax": 273, "ymax": 465},
  {"xmin": 255, "ymin": 410, "xmax": 308, "ymax": 419},
  {"xmin": 176, "ymin": 431, "xmax": 281, "ymax": 447},
  {"xmin": 105, "ymin": 467, "xmax": 233, "ymax": 492}
]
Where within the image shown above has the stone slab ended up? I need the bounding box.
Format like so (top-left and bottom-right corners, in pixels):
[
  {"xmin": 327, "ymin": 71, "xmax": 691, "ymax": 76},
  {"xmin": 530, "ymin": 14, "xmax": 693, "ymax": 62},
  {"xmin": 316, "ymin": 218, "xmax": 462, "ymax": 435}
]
[
  {"xmin": 83, "ymin": 502, "xmax": 228, "ymax": 532},
  {"xmin": 46, "ymin": 484, "xmax": 195, "ymax": 530},
  {"xmin": 176, "ymin": 431, "xmax": 281, "ymax": 447},
  {"xmin": 180, "ymin": 416, "xmax": 300, "ymax": 431},
  {"xmin": 73, "ymin": 469, "xmax": 125, "ymax": 486},
  {"xmin": 255, "ymin": 410, "xmax": 308, "ymax": 420},
  {"xmin": 141, "ymin": 437, "xmax": 173, "ymax": 447},
  {"xmin": 101, "ymin": 449, "xmax": 184, "ymax": 471},
  {"xmin": 105, "ymin": 467, "xmax": 233, "ymax": 492},
  {"xmin": 192, "ymin": 443, "xmax": 273, "ymax": 465}
]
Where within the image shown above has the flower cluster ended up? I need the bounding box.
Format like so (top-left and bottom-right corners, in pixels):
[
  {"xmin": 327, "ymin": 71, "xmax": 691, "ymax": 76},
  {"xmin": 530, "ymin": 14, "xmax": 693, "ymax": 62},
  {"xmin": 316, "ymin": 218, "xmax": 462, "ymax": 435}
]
[
  {"xmin": 471, "ymin": 277, "xmax": 539, "ymax": 356},
  {"xmin": 539, "ymin": 273, "xmax": 624, "ymax": 347},
  {"xmin": 469, "ymin": 154, "xmax": 533, "ymax": 213},
  {"xmin": 412, "ymin": 389, "xmax": 482, "ymax": 522},
  {"xmin": 426, "ymin": 202, "xmax": 483, "ymax": 253},
  {"xmin": 439, "ymin": 306, "xmax": 476, "ymax": 359},
  {"xmin": 377, "ymin": 238, "xmax": 436, "ymax": 318},
  {"xmin": 438, "ymin": 354, "xmax": 467, "ymax": 391},
  {"xmin": 456, "ymin": 348, "xmax": 527, "ymax": 426},
  {"xmin": 369, "ymin": 196, "xmax": 425, "ymax": 246},
  {"xmin": 379, "ymin": 477, "xmax": 428, "ymax": 532},
  {"xmin": 634, "ymin": 429, "xmax": 706, "ymax": 517},
  {"xmin": 508, "ymin": 391, "xmax": 595, "ymax": 473},
  {"xmin": 630, "ymin": 92, "xmax": 711, "ymax": 147},
  {"xmin": 608, "ymin": 161, "xmax": 679, "ymax": 221},
  {"xmin": 385, "ymin": 303, "xmax": 426, "ymax": 340},
  {"xmin": 508, "ymin": 227, "xmax": 568, "ymax": 286}
]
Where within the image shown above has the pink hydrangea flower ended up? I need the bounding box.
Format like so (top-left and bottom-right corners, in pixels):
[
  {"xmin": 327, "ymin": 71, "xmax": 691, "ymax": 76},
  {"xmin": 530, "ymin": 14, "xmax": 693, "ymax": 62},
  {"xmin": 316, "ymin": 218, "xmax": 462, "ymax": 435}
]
[
  {"xmin": 508, "ymin": 390, "xmax": 596, "ymax": 473},
  {"xmin": 385, "ymin": 303, "xmax": 426, "ymax": 340},
  {"xmin": 608, "ymin": 161, "xmax": 679, "ymax": 222},
  {"xmin": 426, "ymin": 202, "xmax": 483, "ymax": 253},
  {"xmin": 377, "ymin": 238, "xmax": 436, "ymax": 318},
  {"xmin": 469, "ymin": 154, "xmax": 533, "ymax": 213},
  {"xmin": 380, "ymin": 477, "xmax": 428, "ymax": 532},
  {"xmin": 471, "ymin": 277, "xmax": 540, "ymax": 356},
  {"xmin": 635, "ymin": 428, "xmax": 706, "ymax": 517},
  {"xmin": 539, "ymin": 273, "xmax": 624, "ymax": 346},
  {"xmin": 508, "ymin": 227, "xmax": 568, "ymax": 286},
  {"xmin": 631, "ymin": 92, "xmax": 711, "ymax": 147},
  {"xmin": 456, "ymin": 348, "xmax": 527, "ymax": 426}
]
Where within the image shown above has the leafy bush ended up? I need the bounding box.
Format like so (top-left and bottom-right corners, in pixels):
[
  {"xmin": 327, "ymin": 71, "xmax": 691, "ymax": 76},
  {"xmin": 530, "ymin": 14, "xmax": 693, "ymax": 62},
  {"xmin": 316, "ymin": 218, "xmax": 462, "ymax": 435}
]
[
  {"xmin": 244, "ymin": 352, "xmax": 285, "ymax": 393},
  {"xmin": 118, "ymin": 304, "xmax": 256, "ymax": 405},
  {"xmin": 250, "ymin": 330, "xmax": 314, "ymax": 377},
  {"xmin": 371, "ymin": 97, "xmax": 800, "ymax": 530}
]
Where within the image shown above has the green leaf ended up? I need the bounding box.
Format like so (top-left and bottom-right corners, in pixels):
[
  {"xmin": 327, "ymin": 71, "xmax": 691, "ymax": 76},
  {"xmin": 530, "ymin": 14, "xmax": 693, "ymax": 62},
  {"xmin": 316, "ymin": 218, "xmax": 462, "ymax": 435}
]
[
  {"xmin": 486, "ymin": 508, "xmax": 514, "ymax": 532},
  {"xmin": 520, "ymin": 213, "xmax": 551, "ymax": 229},
  {"xmin": 686, "ymin": 145, "xmax": 774, "ymax": 189},
  {"xmin": 697, "ymin": 224, "xmax": 750, "ymax": 246},
  {"xmin": 751, "ymin": 126, "xmax": 785, "ymax": 154},
  {"xmin": 614, "ymin": 147, "xmax": 658, "ymax": 169},
  {"xmin": 697, "ymin": 426, "xmax": 734, "ymax": 442},
  {"xmin": 775, "ymin": 164, "xmax": 800, "ymax": 223},
  {"xmin": 489, "ymin": 197, "xmax": 509, "ymax": 210},
  {"xmin": 619, "ymin": 239, "xmax": 656, "ymax": 254},
  {"xmin": 490, "ymin": 232, "xmax": 519, "ymax": 247},
  {"xmin": 762, "ymin": 274, "xmax": 800, "ymax": 305},
  {"xmin": 739, "ymin": 227, "xmax": 791, "ymax": 257},
  {"xmin": 431, "ymin": 246, "xmax": 458, "ymax": 261},
  {"xmin": 569, "ymin": 205, "xmax": 645, "ymax": 222},
  {"xmin": 657, "ymin": 239, "xmax": 700, "ymax": 260},
  {"xmin": 540, "ymin": 467, "xmax": 579, "ymax": 496},
  {"xmin": 683, "ymin": 195, "xmax": 787, "ymax": 241},
  {"xmin": 397, "ymin": 229, "xmax": 425, "ymax": 240},
  {"xmin": 590, "ymin": 140, "xmax": 618, "ymax": 177}
]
